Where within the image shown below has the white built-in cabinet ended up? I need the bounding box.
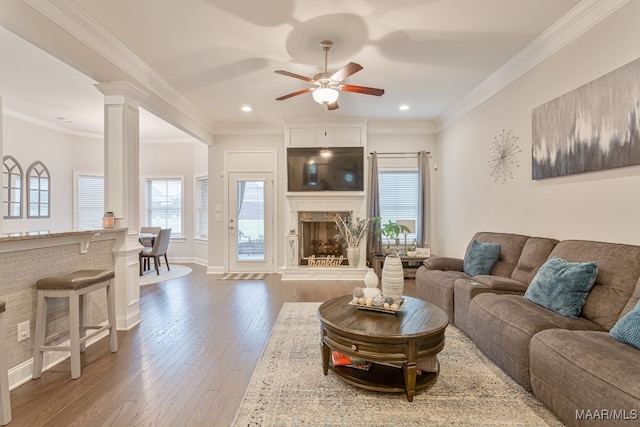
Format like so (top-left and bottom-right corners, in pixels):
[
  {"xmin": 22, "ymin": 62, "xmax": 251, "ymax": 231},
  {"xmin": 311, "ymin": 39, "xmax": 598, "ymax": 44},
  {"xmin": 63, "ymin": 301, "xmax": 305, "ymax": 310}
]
[{"xmin": 285, "ymin": 120, "xmax": 367, "ymax": 147}]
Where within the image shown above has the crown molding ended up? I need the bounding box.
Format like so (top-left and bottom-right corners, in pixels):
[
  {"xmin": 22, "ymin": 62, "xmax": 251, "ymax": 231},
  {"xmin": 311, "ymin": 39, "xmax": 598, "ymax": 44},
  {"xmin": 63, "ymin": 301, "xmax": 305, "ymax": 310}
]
[
  {"xmin": 367, "ymin": 120, "xmax": 439, "ymax": 135},
  {"xmin": 212, "ymin": 121, "xmax": 284, "ymax": 136},
  {"xmin": 4, "ymin": 108, "xmax": 101, "ymax": 139},
  {"xmin": 24, "ymin": 0, "xmax": 215, "ymax": 134},
  {"xmin": 438, "ymin": 0, "xmax": 631, "ymax": 130}
]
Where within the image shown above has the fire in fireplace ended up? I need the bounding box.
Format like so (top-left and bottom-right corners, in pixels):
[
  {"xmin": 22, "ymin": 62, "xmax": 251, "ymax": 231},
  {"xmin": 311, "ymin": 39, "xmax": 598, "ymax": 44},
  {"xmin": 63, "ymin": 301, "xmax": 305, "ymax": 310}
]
[{"xmin": 298, "ymin": 211, "xmax": 350, "ymax": 266}]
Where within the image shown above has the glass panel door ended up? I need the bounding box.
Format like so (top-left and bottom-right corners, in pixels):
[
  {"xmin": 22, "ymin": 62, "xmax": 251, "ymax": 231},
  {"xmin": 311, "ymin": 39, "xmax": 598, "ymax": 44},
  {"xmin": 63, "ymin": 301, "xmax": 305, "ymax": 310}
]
[{"xmin": 228, "ymin": 173, "xmax": 273, "ymax": 272}]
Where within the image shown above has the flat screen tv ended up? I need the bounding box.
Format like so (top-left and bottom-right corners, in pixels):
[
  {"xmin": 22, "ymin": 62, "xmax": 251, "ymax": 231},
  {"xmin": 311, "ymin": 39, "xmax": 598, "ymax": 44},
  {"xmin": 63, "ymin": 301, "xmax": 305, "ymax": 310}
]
[{"xmin": 287, "ymin": 147, "xmax": 364, "ymax": 192}]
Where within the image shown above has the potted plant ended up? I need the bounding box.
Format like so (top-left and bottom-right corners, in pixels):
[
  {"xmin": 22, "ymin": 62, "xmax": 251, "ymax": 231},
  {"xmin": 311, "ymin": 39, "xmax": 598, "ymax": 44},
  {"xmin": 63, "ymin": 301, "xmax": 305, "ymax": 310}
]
[{"xmin": 375, "ymin": 220, "xmax": 411, "ymax": 255}]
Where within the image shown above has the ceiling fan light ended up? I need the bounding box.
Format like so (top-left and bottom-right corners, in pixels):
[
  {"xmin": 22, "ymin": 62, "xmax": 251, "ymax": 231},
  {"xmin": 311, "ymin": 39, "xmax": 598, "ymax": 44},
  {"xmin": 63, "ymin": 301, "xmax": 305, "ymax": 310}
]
[{"xmin": 312, "ymin": 87, "xmax": 339, "ymax": 105}]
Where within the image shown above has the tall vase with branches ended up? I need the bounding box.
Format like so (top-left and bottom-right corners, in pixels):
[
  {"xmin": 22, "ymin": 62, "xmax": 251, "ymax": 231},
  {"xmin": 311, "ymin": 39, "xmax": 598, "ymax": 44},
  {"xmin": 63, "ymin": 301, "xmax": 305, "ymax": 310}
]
[{"xmin": 334, "ymin": 212, "xmax": 377, "ymax": 268}]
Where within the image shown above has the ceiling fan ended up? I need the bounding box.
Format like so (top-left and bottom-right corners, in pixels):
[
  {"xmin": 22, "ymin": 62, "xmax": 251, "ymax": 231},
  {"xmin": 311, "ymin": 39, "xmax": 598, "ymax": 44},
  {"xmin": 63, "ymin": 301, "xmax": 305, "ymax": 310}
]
[{"xmin": 274, "ymin": 40, "xmax": 384, "ymax": 110}]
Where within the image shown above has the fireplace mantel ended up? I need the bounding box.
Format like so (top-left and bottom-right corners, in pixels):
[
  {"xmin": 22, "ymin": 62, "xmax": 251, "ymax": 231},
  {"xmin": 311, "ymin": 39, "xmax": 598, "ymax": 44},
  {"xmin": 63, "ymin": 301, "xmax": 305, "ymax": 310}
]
[{"xmin": 285, "ymin": 192, "xmax": 366, "ymax": 238}]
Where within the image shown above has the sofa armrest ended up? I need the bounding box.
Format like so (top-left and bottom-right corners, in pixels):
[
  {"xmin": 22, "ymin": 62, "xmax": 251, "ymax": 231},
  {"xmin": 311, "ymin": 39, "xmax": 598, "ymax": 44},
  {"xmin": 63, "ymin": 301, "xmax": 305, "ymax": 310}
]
[
  {"xmin": 471, "ymin": 275, "xmax": 528, "ymax": 293},
  {"xmin": 423, "ymin": 256, "xmax": 464, "ymax": 272}
]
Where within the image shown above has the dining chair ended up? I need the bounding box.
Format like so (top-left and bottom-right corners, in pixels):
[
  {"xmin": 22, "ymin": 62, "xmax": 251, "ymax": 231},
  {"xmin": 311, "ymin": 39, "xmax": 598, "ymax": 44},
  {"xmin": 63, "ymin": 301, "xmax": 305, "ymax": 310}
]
[
  {"xmin": 139, "ymin": 228, "xmax": 171, "ymax": 276},
  {"xmin": 139, "ymin": 226, "xmax": 161, "ymax": 248}
]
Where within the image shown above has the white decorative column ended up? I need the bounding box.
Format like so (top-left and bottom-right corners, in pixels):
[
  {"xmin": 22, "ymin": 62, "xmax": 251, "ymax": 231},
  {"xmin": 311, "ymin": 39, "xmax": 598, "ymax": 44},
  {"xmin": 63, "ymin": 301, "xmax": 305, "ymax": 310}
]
[
  {"xmin": 95, "ymin": 81, "xmax": 147, "ymax": 330},
  {"xmin": 0, "ymin": 96, "xmax": 4, "ymax": 236}
]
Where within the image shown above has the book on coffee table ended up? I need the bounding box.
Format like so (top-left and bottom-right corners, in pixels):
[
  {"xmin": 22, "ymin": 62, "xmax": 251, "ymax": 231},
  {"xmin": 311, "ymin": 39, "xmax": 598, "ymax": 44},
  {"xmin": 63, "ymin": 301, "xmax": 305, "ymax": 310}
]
[{"xmin": 331, "ymin": 351, "xmax": 372, "ymax": 371}]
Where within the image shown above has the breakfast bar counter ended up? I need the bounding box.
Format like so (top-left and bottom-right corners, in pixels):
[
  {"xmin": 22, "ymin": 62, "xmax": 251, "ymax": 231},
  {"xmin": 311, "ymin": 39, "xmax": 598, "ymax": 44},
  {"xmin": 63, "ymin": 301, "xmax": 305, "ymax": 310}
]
[{"xmin": 0, "ymin": 228, "xmax": 140, "ymax": 387}]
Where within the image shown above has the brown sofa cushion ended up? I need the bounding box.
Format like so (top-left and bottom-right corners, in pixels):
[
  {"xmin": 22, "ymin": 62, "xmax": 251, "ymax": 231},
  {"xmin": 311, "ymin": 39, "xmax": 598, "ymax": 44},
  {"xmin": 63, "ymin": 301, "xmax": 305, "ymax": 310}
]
[
  {"xmin": 472, "ymin": 275, "xmax": 529, "ymax": 292},
  {"xmin": 423, "ymin": 256, "xmax": 464, "ymax": 272},
  {"xmin": 620, "ymin": 277, "xmax": 640, "ymax": 319},
  {"xmin": 415, "ymin": 267, "xmax": 468, "ymax": 324},
  {"xmin": 530, "ymin": 329, "xmax": 640, "ymax": 427},
  {"xmin": 510, "ymin": 237, "xmax": 558, "ymax": 285},
  {"xmin": 548, "ymin": 240, "xmax": 640, "ymax": 330},
  {"xmin": 469, "ymin": 293, "xmax": 603, "ymax": 390},
  {"xmin": 453, "ymin": 276, "xmax": 527, "ymax": 336},
  {"xmin": 470, "ymin": 232, "xmax": 530, "ymax": 278}
]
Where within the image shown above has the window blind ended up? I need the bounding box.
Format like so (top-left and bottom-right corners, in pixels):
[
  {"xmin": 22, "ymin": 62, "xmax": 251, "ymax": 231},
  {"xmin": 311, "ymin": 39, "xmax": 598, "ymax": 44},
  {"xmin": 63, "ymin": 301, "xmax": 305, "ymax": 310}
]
[
  {"xmin": 196, "ymin": 176, "xmax": 208, "ymax": 239},
  {"xmin": 378, "ymin": 170, "xmax": 419, "ymax": 243},
  {"xmin": 145, "ymin": 178, "xmax": 182, "ymax": 236},
  {"xmin": 77, "ymin": 174, "xmax": 104, "ymax": 230}
]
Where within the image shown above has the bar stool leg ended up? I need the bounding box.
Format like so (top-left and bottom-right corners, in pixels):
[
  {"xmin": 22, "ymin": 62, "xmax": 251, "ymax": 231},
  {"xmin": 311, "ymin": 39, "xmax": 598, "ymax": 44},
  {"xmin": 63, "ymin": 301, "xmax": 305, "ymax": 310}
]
[
  {"xmin": 32, "ymin": 292, "xmax": 48, "ymax": 379},
  {"xmin": 79, "ymin": 294, "xmax": 87, "ymax": 353},
  {"xmin": 0, "ymin": 311, "xmax": 12, "ymax": 425},
  {"xmin": 69, "ymin": 291, "xmax": 82, "ymax": 380},
  {"xmin": 107, "ymin": 280, "xmax": 118, "ymax": 352}
]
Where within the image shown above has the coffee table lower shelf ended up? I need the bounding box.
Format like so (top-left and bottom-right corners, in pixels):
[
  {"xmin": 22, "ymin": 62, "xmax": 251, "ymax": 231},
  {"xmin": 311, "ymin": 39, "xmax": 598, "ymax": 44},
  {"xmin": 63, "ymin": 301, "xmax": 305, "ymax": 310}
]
[{"xmin": 329, "ymin": 362, "xmax": 438, "ymax": 396}]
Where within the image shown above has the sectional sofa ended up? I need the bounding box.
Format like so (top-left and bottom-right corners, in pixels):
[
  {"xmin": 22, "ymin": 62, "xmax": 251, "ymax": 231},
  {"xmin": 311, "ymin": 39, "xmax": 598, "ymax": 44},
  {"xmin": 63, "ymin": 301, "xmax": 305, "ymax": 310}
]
[{"xmin": 415, "ymin": 232, "xmax": 640, "ymax": 427}]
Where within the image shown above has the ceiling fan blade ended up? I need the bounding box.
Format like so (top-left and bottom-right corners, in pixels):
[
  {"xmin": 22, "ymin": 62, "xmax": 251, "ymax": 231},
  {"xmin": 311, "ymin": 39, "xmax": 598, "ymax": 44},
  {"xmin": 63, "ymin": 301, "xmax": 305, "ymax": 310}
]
[
  {"xmin": 330, "ymin": 62, "xmax": 363, "ymax": 83},
  {"xmin": 339, "ymin": 84, "xmax": 385, "ymax": 96},
  {"xmin": 274, "ymin": 69, "xmax": 314, "ymax": 82},
  {"xmin": 275, "ymin": 87, "xmax": 312, "ymax": 101},
  {"xmin": 327, "ymin": 101, "xmax": 339, "ymax": 111}
]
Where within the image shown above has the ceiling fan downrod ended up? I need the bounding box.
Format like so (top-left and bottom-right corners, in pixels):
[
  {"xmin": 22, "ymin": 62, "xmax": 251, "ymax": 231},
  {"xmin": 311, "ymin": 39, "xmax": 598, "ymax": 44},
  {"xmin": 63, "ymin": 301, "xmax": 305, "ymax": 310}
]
[{"xmin": 320, "ymin": 40, "xmax": 333, "ymax": 74}]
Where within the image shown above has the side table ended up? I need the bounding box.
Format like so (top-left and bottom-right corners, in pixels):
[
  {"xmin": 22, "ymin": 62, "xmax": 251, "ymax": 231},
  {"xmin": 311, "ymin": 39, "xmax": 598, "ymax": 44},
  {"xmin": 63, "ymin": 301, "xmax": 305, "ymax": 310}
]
[{"xmin": 372, "ymin": 255, "xmax": 429, "ymax": 279}]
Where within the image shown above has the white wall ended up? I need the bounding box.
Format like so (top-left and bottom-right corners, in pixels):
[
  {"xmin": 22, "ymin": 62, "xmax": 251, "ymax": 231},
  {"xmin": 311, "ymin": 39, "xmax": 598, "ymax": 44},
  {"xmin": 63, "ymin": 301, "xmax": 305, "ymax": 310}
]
[
  {"xmin": 139, "ymin": 141, "xmax": 208, "ymax": 263},
  {"xmin": 1, "ymin": 114, "xmax": 210, "ymax": 265},
  {"xmin": 207, "ymin": 134, "xmax": 283, "ymax": 272},
  {"xmin": 3, "ymin": 116, "xmax": 76, "ymax": 233},
  {"xmin": 437, "ymin": 1, "xmax": 640, "ymax": 257}
]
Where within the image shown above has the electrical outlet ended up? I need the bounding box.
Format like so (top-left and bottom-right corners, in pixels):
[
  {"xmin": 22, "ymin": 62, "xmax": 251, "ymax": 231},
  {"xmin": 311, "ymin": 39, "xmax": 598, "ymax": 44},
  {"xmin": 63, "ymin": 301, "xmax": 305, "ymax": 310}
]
[{"xmin": 18, "ymin": 320, "xmax": 30, "ymax": 342}]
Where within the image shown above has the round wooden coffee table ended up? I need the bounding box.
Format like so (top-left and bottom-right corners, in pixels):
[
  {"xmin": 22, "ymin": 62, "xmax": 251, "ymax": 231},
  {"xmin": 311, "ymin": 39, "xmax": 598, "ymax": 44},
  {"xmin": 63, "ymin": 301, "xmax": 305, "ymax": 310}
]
[{"xmin": 318, "ymin": 295, "xmax": 448, "ymax": 402}]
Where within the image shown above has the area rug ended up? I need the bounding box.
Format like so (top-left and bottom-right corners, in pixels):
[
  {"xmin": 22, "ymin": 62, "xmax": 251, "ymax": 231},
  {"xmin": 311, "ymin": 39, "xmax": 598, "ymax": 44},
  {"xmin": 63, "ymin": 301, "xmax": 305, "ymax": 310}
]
[
  {"xmin": 139, "ymin": 264, "xmax": 192, "ymax": 286},
  {"xmin": 232, "ymin": 302, "xmax": 563, "ymax": 427},
  {"xmin": 219, "ymin": 272, "xmax": 267, "ymax": 280}
]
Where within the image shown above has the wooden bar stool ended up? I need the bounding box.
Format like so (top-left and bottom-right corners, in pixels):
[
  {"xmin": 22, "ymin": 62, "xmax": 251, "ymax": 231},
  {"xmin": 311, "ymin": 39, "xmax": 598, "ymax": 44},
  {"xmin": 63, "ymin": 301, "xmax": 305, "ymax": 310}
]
[
  {"xmin": 32, "ymin": 270, "xmax": 118, "ymax": 380},
  {"xmin": 0, "ymin": 301, "xmax": 11, "ymax": 425}
]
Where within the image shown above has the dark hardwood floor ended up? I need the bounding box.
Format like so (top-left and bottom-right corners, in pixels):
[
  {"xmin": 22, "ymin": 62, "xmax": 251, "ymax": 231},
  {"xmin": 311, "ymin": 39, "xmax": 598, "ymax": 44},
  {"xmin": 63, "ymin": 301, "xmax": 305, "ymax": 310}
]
[{"xmin": 8, "ymin": 264, "xmax": 419, "ymax": 427}]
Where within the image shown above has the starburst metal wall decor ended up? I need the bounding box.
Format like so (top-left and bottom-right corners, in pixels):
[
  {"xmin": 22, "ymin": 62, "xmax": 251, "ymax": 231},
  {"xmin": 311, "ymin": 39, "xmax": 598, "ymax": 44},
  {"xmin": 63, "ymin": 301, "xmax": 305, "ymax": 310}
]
[{"xmin": 487, "ymin": 129, "xmax": 522, "ymax": 184}]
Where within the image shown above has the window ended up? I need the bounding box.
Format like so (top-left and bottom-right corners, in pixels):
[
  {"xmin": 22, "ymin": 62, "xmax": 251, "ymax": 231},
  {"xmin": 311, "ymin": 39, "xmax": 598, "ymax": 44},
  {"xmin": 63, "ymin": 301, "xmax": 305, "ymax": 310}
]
[
  {"xmin": 195, "ymin": 176, "xmax": 208, "ymax": 239},
  {"xmin": 27, "ymin": 161, "xmax": 50, "ymax": 218},
  {"xmin": 2, "ymin": 155, "xmax": 22, "ymax": 218},
  {"xmin": 378, "ymin": 169, "xmax": 419, "ymax": 243},
  {"xmin": 75, "ymin": 172, "xmax": 104, "ymax": 230},
  {"xmin": 145, "ymin": 178, "xmax": 183, "ymax": 237}
]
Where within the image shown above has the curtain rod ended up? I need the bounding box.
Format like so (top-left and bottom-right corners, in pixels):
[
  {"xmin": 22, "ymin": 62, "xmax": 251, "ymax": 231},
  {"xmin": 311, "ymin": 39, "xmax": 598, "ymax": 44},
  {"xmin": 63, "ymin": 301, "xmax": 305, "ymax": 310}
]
[
  {"xmin": 369, "ymin": 151, "xmax": 431, "ymax": 158},
  {"xmin": 369, "ymin": 151, "xmax": 430, "ymax": 155}
]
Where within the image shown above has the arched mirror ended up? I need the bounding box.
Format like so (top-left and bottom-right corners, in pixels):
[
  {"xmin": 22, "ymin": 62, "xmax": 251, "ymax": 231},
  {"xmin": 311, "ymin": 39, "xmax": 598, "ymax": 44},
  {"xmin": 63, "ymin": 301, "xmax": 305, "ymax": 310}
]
[
  {"xmin": 3, "ymin": 155, "xmax": 23, "ymax": 219},
  {"xmin": 27, "ymin": 161, "xmax": 50, "ymax": 218}
]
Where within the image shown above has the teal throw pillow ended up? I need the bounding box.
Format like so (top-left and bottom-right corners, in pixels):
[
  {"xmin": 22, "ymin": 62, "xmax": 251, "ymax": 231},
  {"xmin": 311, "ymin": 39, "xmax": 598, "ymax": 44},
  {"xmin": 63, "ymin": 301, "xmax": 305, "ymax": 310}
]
[
  {"xmin": 523, "ymin": 257, "xmax": 598, "ymax": 319},
  {"xmin": 610, "ymin": 300, "xmax": 640, "ymax": 350},
  {"xmin": 463, "ymin": 240, "xmax": 501, "ymax": 276}
]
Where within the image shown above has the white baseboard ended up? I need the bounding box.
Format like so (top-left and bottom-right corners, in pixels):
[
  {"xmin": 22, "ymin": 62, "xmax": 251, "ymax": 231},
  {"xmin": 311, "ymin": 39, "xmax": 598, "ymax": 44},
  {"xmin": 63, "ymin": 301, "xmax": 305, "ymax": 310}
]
[
  {"xmin": 9, "ymin": 328, "xmax": 110, "ymax": 390},
  {"xmin": 169, "ymin": 256, "xmax": 208, "ymax": 267},
  {"xmin": 207, "ymin": 265, "xmax": 224, "ymax": 274}
]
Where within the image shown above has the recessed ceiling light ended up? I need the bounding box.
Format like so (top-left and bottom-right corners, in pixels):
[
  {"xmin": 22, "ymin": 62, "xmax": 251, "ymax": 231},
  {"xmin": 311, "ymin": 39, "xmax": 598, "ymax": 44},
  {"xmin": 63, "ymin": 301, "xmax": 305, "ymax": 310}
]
[
  {"xmin": 399, "ymin": 105, "xmax": 410, "ymax": 111},
  {"xmin": 241, "ymin": 106, "xmax": 252, "ymax": 112}
]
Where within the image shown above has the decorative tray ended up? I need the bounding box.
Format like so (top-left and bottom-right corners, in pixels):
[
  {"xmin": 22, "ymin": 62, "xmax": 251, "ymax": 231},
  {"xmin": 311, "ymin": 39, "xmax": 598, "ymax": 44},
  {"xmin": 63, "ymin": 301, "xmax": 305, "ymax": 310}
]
[{"xmin": 349, "ymin": 298, "xmax": 407, "ymax": 314}]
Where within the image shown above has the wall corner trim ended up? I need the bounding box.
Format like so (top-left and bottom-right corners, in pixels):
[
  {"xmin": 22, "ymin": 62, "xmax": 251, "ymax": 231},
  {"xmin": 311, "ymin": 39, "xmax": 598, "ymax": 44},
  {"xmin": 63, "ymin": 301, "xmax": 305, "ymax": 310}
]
[{"xmin": 438, "ymin": 0, "xmax": 631, "ymax": 131}]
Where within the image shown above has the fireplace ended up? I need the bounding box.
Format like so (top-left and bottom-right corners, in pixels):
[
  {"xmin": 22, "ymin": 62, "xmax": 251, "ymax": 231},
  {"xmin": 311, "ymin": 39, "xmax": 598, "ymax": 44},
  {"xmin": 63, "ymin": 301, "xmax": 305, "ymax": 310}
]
[
  {"xmin": 298, "ymin": 212, "xmax": 349, "ymax": 266},
  {"xmin": 282, "ymin": 193, "xmax": 366, "ymax": 280}
]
